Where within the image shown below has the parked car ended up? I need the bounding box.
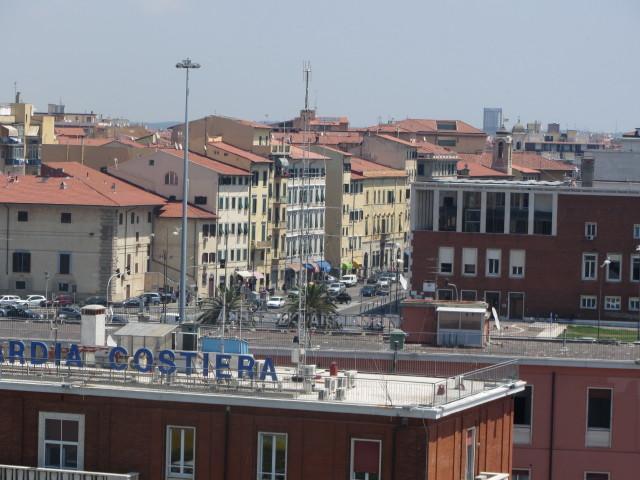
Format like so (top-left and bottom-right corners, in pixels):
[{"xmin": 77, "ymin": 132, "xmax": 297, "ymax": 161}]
[
  {"xmin": 83, "ymin": 296, "xmax": 108, "ymax": 306},
  {"xmin": 327, "ymin": 283, "xmax": 345, "ymax": 296},
  {"xmin": 323, "ymin": 274, "xmax": 337, "ymax": 283},
  {"xmin": 43, "ymin": 294, "xmax": 74, "ymax": 307},
  {"xmin": 266, "ymin": 296, "xmax": 286, "ymax": 308},
  {"xmin": 339, "ymin": 274, "xmax": 358, "ymax": 287},
  {"xmin": 57, "ymin": 307, "xmax": 82, "ymax": 321},
  {"xmin": 361, "ymin": 285, "xmax": 378, "ymax": 297},
  {"xmin": 25, "ymin": 295, "xmax": 46, "ymax": 307},
  {"xmin": 5, "ymin": 306, "xmax": 43, "ymax": 319},
  {"xmin": 379, "ymin": 273, "xmax": 397, "ymax": 284},
  {"xmin": 334, "ymin": 292, "xmax": 352, "ymax": 304},
  {"xmin": 159, "ymin": 291, "xmax": 177, "ymax": 304},
  {"xmin": 377, "ymin": 278, "xmax": 390, "ymax": 288},
  {"xmin": 120, "ymin": 297, "xmax": 144, "ymax": 308},
  {"xmin": 376, "ymin": 285, "xmax": 390, "ymax": 296},
  {"xmin": 140, "ymin": 292, "xmax": 161, "ymax": 305},
  {"xmin": 287, "ymin": 288, "xmax": 300, "ymax": 299},
  {"xmin": 108, "ymin": 314, "xmax": 129, "ymax": 325},
  {"xmin": 365, "ymin": 277, "xmax": 378, "ymax": 285},
  {"xmin": 0, "ymin": 295, "xmax": 23, "ymax": 306}
]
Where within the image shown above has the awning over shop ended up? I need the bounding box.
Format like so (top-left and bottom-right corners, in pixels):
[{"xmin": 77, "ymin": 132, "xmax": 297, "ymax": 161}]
[
  {"xmin": 286, "ymin": 262, "xmax": 302, "ymax": 272},
  {"xmin": 341, "ymin": 262, "xmax": 353, "ymax": 271},
  {"xmin": 252, "ymin": 271, "xmax": 265, "ymax": 280},
  {"xmin": 303, "ymin": 263, "xmax": 317, "ymax": 272},
  {"xmin": 352, "ymin": 261, "xmax": 361, "ymax": 269},
  {"xmin": 316, "ymin": 260, "xmax": 331, "ymax": 272},
  {"xmin": 436, "ymin": 306, "xmax": 487, "ymax": 314},
  {"xmin": 236, "ymin": 270, "xmax": 253, "ymax": 278}
]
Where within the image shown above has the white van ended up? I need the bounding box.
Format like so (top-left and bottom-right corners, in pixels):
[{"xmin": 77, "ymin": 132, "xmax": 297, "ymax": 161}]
[{"xmin": 339, "ymin": 274, "xmax": 358, "ymax": 287}]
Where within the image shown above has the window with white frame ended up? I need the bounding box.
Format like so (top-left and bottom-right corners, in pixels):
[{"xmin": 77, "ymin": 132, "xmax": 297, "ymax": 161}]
[
  {"xmin": 38, "ymin": 412, "xmax": 85, "ymax": 470},
  {"xmin": 464, "ymin": 428, "xmax": 476, "ymax": 480},
  {"xmin": 462, "ymin": 248, "xmax": 477, "ymax": 276},
  {"xmin": 585, "ymin": 473, "xmax": 610, "ymax": 480},
  {"xmin": 604, "ymin": 296, "xmax": 621, "ymax": 311},
  {"xmin": 166, "ymin": 426, "xmax": 195, "ymax": 479},
  {"xmin": 438, "ymin": 246, "xmax": 454, "ymax": 274},
  {"xmin": 585, "ymin": 222, "xmax": 597, "ymax": 239},
  {"xmin": 460, "ymin": 290, "xmax": 477, "ymax": 301},
  {"xmin": 586, "ymin": 388, "xmax": 612, "ymax": 448},
  {"xmin": 486, "ymin": 249, "xmax": 501, "ymax": 277},
  {"xmin": 631, "ymin": 255, "xmax": 640, "ymax": 282},
  {"xmin": 634, "ymin": 224, "xmax": 640, "ymax": 239},
  {"xmin": 258, "ymin": 432, "xmax": 287, "ymax": 480},
  {"xmin": 512, "ymin": 469, "xmax": 530, "ymax": 480},
  {"xmin": 350, "ymin": 439, "xmax": 381, "ymax": 480},
  {"xmin": 509, "ymin": 249, "xmax": 526, "ymax": 278},
  {"xmin": 580, "ymin": 295, "xmax": 597, "ymax": 310},
  {"xmin": 582, "ymin": 253, "xmax": 597, "ymax": 280},
  {"xmin": 606, "ymin": 254, "xmax": 621, "ymax": 282},
  {"xmin": 513, "ymin": 385, "xmax": 533, "ymax": 445},
  {"xmin": 629, "ymin": 297, "xmax": 640, "ymax": 312}
]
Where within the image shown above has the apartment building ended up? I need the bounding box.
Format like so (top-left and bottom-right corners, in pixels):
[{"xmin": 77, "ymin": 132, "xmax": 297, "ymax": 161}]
[
  {"xmin": 365, "ymin": 118, "xmax": 487, "ymax": 154},
  {"xmin": 320, "ymin": 146, "xmax": 407, "ymax": 277},
  {"xmin": 410, "ymin": 172, "xmax": 640, "ymax": 320},
  {"xmin": 0, "ymin": 162, "xmax": 164, "ymax": 301},
  {"xmin": 0, "ymin": 96, "xmax": 56, "ymax": 174},
  {"xmin": 41, "ymin": 137, "xmax": 148, "ymax": 172},
  {"xmin": 107, "ymin": 148, "xmax": 252, "ymax": 297}
]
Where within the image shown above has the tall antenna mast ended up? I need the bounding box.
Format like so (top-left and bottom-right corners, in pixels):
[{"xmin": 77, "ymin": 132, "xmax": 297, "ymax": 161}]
[{"xmin": 303, "ymin": 61, "xmax": 312, "ymax": 111}]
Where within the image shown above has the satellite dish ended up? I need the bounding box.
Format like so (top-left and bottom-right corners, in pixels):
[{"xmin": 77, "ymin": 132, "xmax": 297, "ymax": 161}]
[{"xmin": 491, "ymin": 307, "xmax": 501, "ymax": 331}]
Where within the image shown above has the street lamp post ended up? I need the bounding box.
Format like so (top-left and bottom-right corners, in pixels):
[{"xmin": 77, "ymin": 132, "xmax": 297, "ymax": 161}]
[
  {"xmin": 176, "ymin": 58, "xmax": 201, "ymax": 322},
  {"xmin": 598, "ymin": 257, "xmax": 611, "ymax": 341},
  {"xmin": 44, "ymin": 272, "xmax": 50, "ymax": 318}
]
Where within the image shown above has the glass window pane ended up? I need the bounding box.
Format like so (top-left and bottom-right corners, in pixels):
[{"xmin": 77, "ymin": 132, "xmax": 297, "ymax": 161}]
[
  {"xmin": 183, "ymin": 428, "xmax": 195, "ymax": 468},
  {"xmin": 45, "ymin": 419, "xmax": 61, "ymax": 441},
  {"xmin": 275, "ymin": 435, "xmax": 287, "ymax": 474},
  {"xmin": 45, "ymin": 443, "xmax": 61, "ymax": 468},
  {"xmin": 61, "ymin": 420, "xmax": 78, "ymax": 442},
  {"xmin": 62, "ymin": 444, "xmax": 78, "ymax": 468},
  {"xmin": 261, "ymin": 434, "xmax": 273, "ymax": 474},
  {"xmin": 171, "ymin": 428, "xmax": 182, "ymax": 467}
]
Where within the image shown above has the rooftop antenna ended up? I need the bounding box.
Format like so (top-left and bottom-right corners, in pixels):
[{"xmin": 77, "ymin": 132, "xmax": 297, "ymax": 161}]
[{"xmin": 303, "ymin": 61, "xmax": 312, "ymax": 111}]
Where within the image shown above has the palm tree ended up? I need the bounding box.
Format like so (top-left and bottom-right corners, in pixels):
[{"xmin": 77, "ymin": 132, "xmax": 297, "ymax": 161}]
[
  {"xmin": 198, "ymin": 285, "xmax": 241, "ymax": 326},
  {"xmin": 286, "ymin": 284, "xmax": 337, "ymax": 328}
]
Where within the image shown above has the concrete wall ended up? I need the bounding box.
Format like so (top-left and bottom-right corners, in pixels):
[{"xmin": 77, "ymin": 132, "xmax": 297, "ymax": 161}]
[{"xmin": 41, "ymin": 144, "xmax": 145, "ymax": 171}]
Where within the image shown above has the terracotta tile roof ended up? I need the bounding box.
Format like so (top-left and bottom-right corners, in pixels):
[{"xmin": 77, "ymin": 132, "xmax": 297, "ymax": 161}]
[
  {"xmin": 317, "ymin": 145, "xmax": 353, "ymax": 156},
  {"xmin": 288, "ymin": 145, "xmax": 330, "ymax": 161},
  {"xmin": 55, "ymin": 137, "xmax": 112, "ymax": 146},
  {"xmin": 349, "ymin": 156, "xmax": 406, "ymax": 179},
  {"xmin": 371, "ymin": 119, "xmax": 485, "ymax": 135},
  {"xmin": 55, "ymin": 127, "xmax": 85, "ymax": 137},
  {"xmin": 207, "ymin": 141, "xmax": 272, "ymax": 164},
  {"xmin": 309, "ymin": 116, "xmax": 349, "ymax": 126},
  {"xmin": 234, "ymin": 118, "xmax": 272, "ymax": 129},
  {"xmin": 158, "ymin": 202, "xmax": 217, "ymax": 219},
  {"xmin": 375, "ymin": 134, "xmax": 456, "ymax": 157},
  {"xmin": 457, "ymin": 152, "xmax": 575, "ymax": 174},
  {"xmin": 316, "ymin": 131, "xmax": 362, "ymax": 145},
  {"xmin": 456, "ymin": 160, "xmax": 510, "ymax": 178},
  {"xmin": 0, "ymin": 162, "xmax": 166, "ymax": 207},
  {"xmin": 159, "ymin": 149, "xmax": 250, "ymax": 176},
  {"xmin": 271, "ymin": 132, "xmax": 316, "ymax": 144}
]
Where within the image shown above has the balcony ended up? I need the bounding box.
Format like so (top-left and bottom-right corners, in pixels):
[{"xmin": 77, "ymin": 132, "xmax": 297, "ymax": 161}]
[{"xmin": 0, "ymin": 464, "xmax": 139, "ymax": 479}]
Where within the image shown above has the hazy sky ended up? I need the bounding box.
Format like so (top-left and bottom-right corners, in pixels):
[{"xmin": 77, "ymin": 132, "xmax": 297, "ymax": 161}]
[{"xmin": 4, "ymin": 0, "xmax": 639, "ymax": 132}]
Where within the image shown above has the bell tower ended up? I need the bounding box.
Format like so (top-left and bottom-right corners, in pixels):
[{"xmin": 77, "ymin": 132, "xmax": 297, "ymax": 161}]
[{"xmin": 491, "ymin": 125, "xmax": 513, "ymax": 175}]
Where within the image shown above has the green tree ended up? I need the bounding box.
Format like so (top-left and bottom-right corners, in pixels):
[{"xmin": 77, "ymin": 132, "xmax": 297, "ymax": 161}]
[
  {"xmin": 286, "ymin": 284, "xmax": 337, "ymax": 328},
  {"xmin": 198, "ymin": 285, "xmax": 241, "ymax": 325}
]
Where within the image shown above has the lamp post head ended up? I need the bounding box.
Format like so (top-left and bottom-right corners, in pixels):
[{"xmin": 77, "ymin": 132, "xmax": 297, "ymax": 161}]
[{"xmin": 176, "ymin": 58, "xmax": 201, "ymax": 69}]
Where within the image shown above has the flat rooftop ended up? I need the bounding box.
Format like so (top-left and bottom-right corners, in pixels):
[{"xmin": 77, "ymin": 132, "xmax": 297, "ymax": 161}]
[{"xmin": 0, "ymin": 359, "xmax": 520, "ymax": 420}]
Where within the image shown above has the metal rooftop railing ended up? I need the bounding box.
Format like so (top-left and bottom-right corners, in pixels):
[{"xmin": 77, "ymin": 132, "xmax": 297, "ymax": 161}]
[{"xmin": 0, "ymin": 358, "xmax": 519, "ymax": 412}]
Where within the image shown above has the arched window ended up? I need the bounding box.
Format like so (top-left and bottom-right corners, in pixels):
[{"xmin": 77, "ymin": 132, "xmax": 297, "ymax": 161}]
[
  {"xmin": 516, "ymin": 141, "xmax": 522, "ymax": 150},
  {"xmin": 165, "ymin": 171, "xmax": 179, "ymax": 185},
  {"xmin": 497, "ymin": 142, "xmax": 504, "ymax": 160}
]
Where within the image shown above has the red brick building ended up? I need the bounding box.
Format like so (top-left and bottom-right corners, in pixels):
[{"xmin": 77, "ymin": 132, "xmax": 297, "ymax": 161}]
[
  {"xmin": 409, "ymin": 179, "xmax": 640, "ymax": 320},
  {"xmin": 0, "ymin": 342, "xmax": 521, "ymax": 480}
]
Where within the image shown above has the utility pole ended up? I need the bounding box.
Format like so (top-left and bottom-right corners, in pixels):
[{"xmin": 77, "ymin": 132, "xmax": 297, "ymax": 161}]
[{"xmin": 176, "ymin": 58, "xmax": 201, "ymax": 322}]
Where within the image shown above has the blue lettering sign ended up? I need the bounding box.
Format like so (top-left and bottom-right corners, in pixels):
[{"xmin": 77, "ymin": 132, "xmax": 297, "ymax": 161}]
[
  {"xmin": 65, "ymin": 344, "xmax": 82, "ymax": 367},
  {"xmin": 259, "ymin": 358, "xmax": 278, "ymax": 381},
  {"xmin": 215, "ymin": 354, "xmax": 232, "ymax": 379},
  {"xmin": 30, "ymin": 341, "xmax": 49, "ymax": 365},
  {"xmin": 54, "ymin": 342, "xmax": 62, "ymax": 366},
  {"xmin": 132, "ymin": 348, "xmax": 154, "ymax": 373},
  {"xmin": 238, "ymin": 355, "xmax": 255, "ymax": 379},
  {"xmin": 109, "ymin": 346, "xmax": 128, "ymax": 371},
  {"xmin": 158, "ymin": 350, "xmax": 177, "ymax": 375},
  {"xmin": 202, "ymin": 352, "xmax": 209, "ymax": 377},
  {"xmin": 9, "ymin": 340, "xmax": 25, "ymax": 364},
  {"xmin": 180, "ymin": 351, "xmax": 198, "ymax": 375}
]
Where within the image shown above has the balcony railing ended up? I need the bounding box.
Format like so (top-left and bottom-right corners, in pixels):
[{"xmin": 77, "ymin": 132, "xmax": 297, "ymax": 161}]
[{"xmin": 0, "ymin": 464, "xmax": 139, "ymax": 479}]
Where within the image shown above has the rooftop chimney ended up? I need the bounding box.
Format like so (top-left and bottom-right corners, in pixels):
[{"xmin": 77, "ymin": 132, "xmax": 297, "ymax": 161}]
[
  {"xmin": 60, "ymin": 181, "xmax": 67, "ymax": 190},
  {"xmin": 15, "ymin": 91, "xmax": 20, "ymax": 104}
]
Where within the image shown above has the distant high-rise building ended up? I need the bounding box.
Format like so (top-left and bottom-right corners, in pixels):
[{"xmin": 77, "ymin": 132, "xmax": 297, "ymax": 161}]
[{"xmin": 483, "ymin": 107, "xmax": 502, "ymax": 136}]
